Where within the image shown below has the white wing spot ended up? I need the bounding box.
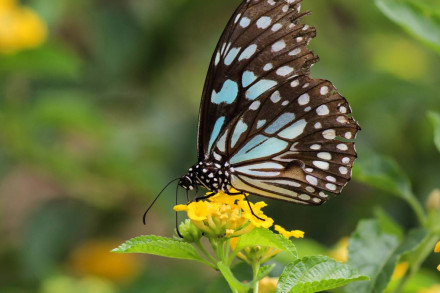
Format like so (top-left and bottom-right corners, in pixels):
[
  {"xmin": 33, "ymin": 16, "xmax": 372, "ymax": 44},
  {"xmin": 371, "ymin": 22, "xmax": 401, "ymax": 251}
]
[
  {"xmin": 313, "ymin": 198, "xmax": 322, "ymax": 203},
  {"xmin": 345, "ymin": 132, "xmax": 353, "ymax": 139},
  {"xmin": 337, "ymin": 116, "xmax": 347, "ymax": 123},
  {"xmin": 298, "ymin": 93, "xmax": 310, "ymax": 105},
  {"xmin": 249, "ymin": 101, "xmax": 261, "ymax": 111},
  {"xmin": 316, "ymin": 105, "xmax": 330, "ymax": 116},
  {"xmin": 317, "ymin": 152, "xmax": 332, "ymax": 160},
  {"xmin": 289, "ymin": 48, "xmax": 301, "ymax": 56},
  {"xmin": 299, "ymin": 194, "xmax": 311, "ymax": 200},
  {"xmin": 271, "ymin": 23, "xmax": 282, "ymax": 32},
  {"xmin": 281, "ymin": 101, "xmax": 289, "ymax": 106},
  {"xmin": 339, "ymin": 167, "xmax": 348, "ymax": 175},
  {"xmin": 240, "ymin": 17, "xmax": 251, "ymax": 28},
  {"xmin": 268, "ymin": 0, "xmax": 276, "ymax": 5},
  {"xmin": 306, "ymin": 175, "xmax": 318, "ymax": 186},
  {"xmin": 342, "ymin": 157, "xmax": 350, "ymax": 164},
  {"xmin": 276, "ymin": 66, "xmax": 294, "ymax": 76},
  {"xmin": 306, "ymin": 186, "xmax": 315, "ymax": 193},
  {"xmin": 272, "ymin": 40, "xmax": 286, "ymax": 52},
  {"xmin": 305, "ymin": 168, "xmax": 313, "ymax": 172},
  {"xmin": 304, "ymin": 106, "xmax": 311, "ymax": 112},
  {"xmin": 326, "ymin": 183, "xmax": 337, "ymax": 191},
  {"xmin": 339, "ymin": 106, "xmax": 347, "ymax": 113},
  {"xmin": 320, "ymin": 86, "xmax": 329, "ymax": 95},
  {"xmin": 215, "ymin": 52, "xmax": 220, "ymax": 66},
  {"xmin": 323, "ymin": 129, "xmax": 336, "ymax": 139},
  {"xmin": 239, "ymin": 44, "xmax": 257, "ymax": 61},
  {"xmin": 263, "ymin": 63, "xmax": 273, "ymax": 71},
  {"xmin": 314, "ymin": 122, "xmax": 322, "ymax": 129},
  {"xmin": 290, "ymin": 80, "xmax": 299, "ymax": 87},
  {"xmin": 302, "ymin": 83, "xmax": 309, "ymax": 88},
  {"xmin": 257, "ymin": 16, "xmax": 272, "ymax": 29},
  {"xmin": 296, "ymin": 37, "xmax": 304, "ymax": 42},
  {"xmin": 282, "ymin": 5, "xmax": 289, "ymax": 12},
  {"xmin": 310, "ymin": 144, "xmax": 321, "ymax": 150},
  {"xmin": 313, "ymin": 161, "xmax": 329, "ymax": 170},
  {"xmin": 234, "ymin": 13, "xmax": 241, "ymax": 24},
  {"xmin": 337, "ymin": 143, "xmax": 348, "ymax": 151},
  {"xmin": 326, "ymin": 176, "xmax": 336, "ymax": 182},
  {"xmin": 319, "ymin": 192, "xmax": 329, "ymax": 198},
  {"xmin": 270, "ymin": 91, "xmax": 281, "ymax": 103}
]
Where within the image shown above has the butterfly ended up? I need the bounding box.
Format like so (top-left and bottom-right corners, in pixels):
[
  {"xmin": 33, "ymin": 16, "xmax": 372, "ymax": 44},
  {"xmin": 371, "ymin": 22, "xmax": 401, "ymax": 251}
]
[{"xmin": 178, "ymin": 0, "xmax": 359, "ymax": 205}]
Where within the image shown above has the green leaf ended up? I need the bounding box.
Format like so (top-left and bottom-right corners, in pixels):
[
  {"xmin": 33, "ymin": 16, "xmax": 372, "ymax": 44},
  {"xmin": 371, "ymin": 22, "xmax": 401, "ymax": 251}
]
[
  {"xmin": 374, "ymin": 208, "xmax": 404, "ymax": 240},
  {"xmin": 345, "ymin": 220, "xmax": 427, "ymax": 293},
  {"xmin": 352, "ymin": 150, "xmax": 413, "ymax": 199},
  {"xmin": 235, "ymin": 228, "xmax": 297, "ymax": 258},
  {"xmin": 376, "ymin": 0, "xmax": 440, "ymax": 54},
  {"xmin": 255, "ymin": 264, "xmax": 276, "ymax": 283},
  {"xmin": 427, "ymin": 111, "xmax": 440, "ymax": 152},
  {"xmin": 217, "ymin": 261, "xmax": 250, "ymax": 293},
  {"xmin": 112, "ymin": 235, "xmax": 204, "ymax": 262},
  {"xmin": 276, "ymin": 256, "xmax": 368, "ymax": 293}
]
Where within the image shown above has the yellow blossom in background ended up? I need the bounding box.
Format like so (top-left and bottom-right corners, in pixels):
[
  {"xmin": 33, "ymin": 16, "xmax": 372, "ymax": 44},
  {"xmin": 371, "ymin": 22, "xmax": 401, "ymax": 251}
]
[
  {"xmin": 435, "ymin": 241, "xmax": 440, "ymax": 272},
  {"xmin": 69, "ymin": 239, "xmax": 141, "ymax": 283},
  {"xmin": 328, "ymin": 237, "xmax": 349, "ymax": 263},
  {"xmin": 418, "ymin": 284, "xmax": 440, "ymax": 293},
  {"xmin": 258, "ymin": 277, "xmax": 278, "ymax": 293},
  {"xmin": 0, "ymin": 0, "xmax": 47, "ymax": 53},
  {"xmin": 274, "ymin": 225, "xmax": 304, "ymax": 239},
  {"xmin": 391, "ymin": 262, "xmax": 409, "ymax": 280}
]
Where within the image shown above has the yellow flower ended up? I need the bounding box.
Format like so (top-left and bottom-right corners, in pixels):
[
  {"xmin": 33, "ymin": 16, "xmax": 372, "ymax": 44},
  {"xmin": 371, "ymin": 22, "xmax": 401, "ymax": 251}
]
[
  {"xmin": 274, "ymin": 225, "xmax": 304, "ymax": 239},
  {"xmin": 328, "ymin": 237, "xmax": 349, "ymax": 263},
  {"xmin": 435, "ymin": 241, "xmax": 440, "ymax": 272},
  {"xmin": 0, "ymin": 0, "xmax": 47, "ymax": 53},
  {"xmin": 174, "ymin": 190, "xmax": 262, "ymax": 238},
  {"xmin": 418, "ymin": 284, "xmax": 440, "ymax": 293},
  {"xmin": 391, "ymin": 262, "xmax": 409, "ymax": 280},
  {"xmin": 258, "ymin": 277, "xmax": 278, "ymax": 293}
]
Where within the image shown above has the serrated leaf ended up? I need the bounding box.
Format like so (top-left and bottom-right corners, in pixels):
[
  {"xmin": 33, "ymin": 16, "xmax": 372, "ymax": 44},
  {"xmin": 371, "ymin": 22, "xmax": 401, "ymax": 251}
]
[
  {"xmin": 217, "ymin": 261, "xmax": 250, "ymax": 293},
  {"xmin": 346, "ymin": 220, "xmax": 427, "ymax": 293},
  {"xmin": 276, "ymin": 256, "xmax": 368, "ymax": 293},
  {"xmin": 352, "ymin": 150, "xmax": 413, "ymax": 199},
  {"xmin": 427, "ymin": 111, "xmax": 440, "ymax": 152},
  {"xmin": 112, "ymin": 235, "xmax": 204, "ymax": 262},
  {"xmin": 236, "ymin": 228, "xmax": 297, "ymax": 258},
  {"xmin": 376, "ymin": 0, "xmax": 440, "ymax": 54}
]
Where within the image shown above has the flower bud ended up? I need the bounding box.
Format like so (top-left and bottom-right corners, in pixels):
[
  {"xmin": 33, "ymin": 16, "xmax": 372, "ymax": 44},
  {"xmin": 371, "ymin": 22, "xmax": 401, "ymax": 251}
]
[
  {"xmin": 177, "ymin": 219, "xmax": 202, "ymax": 243},
  {"xmin": 426, "ymin": 189, "xmax": 440, "ymax": 212}
]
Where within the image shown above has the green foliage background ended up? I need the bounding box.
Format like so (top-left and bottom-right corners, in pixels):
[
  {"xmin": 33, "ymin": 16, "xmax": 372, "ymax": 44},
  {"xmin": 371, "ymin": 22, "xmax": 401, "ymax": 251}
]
[{"xmin": 0, "ymin": 0, "xmax": 439, "ymax": 292}]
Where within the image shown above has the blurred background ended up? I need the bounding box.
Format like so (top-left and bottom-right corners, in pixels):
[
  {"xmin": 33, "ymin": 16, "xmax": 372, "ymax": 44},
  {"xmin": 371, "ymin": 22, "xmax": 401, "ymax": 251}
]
[{"xmin": 0, "ymin": 0, "xmax": 439, "ymax": 292}]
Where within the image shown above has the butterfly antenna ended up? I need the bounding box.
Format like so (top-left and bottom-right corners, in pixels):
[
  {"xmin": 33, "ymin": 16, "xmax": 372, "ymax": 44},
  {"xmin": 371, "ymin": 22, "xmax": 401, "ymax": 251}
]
[
  {"xmin": 143, "ymin": 178, "xmax": 180, "ymax": 225},
  {"xmin": 175, "ymin": 183, "xmax": 183, "ymax": 238}
]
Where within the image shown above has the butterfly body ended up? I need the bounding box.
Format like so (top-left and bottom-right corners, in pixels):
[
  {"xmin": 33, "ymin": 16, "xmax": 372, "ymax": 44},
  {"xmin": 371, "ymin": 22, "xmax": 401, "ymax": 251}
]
[{"xmin": 179, "ymin": 0, "xmax": 359, "ymax": 205}]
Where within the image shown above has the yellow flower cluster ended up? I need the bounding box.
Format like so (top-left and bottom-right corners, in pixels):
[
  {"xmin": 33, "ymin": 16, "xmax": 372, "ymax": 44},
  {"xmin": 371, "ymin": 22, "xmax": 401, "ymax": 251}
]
[
  {"xmin": 174, "ymin": 190, "xmax": 274, "ymax": 238},
  {"xmin": 435, "ymin": 241, "xmax": 440, "ymax": 272},
  {"xmin": 174, "ymin": 190, "xmax": 304, "ymax": 241},
  {"xmin": 0, "ymin": 0, "xmax": 47, "ymax": 53}
]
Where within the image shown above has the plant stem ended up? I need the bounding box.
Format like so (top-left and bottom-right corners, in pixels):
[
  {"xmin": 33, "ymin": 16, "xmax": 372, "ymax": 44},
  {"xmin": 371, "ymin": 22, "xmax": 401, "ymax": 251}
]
[
  {"xmin": 405, "ymin": 193, "xmax": 427, "ymax": 226},
  {"xmin": 195, "ymin": 240, "xmax": 217, "ymax": 265},
  {"xmin": 393, "ymin": 232, "xmax": 439, "ymax": 293},
  {"xmin": 252, "ymin": 262, "xmax": 261, "ymax": 293}
]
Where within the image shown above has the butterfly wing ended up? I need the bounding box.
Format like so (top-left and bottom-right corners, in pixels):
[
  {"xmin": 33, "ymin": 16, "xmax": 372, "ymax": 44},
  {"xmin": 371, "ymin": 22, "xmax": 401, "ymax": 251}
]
[
  {"xmin": 197, "ymin": 0, "xmax": 312, "ymax": 159},
  {"xmin": 197, "ymin": 0, "xmax": 359, "ymax": 204}
]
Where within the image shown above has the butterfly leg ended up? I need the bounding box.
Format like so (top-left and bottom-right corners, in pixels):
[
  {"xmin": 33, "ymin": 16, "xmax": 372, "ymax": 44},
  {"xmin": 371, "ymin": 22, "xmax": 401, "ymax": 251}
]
[{"xmin": 243, "ymin": 194, "xmax": 265, "ymax": 221}]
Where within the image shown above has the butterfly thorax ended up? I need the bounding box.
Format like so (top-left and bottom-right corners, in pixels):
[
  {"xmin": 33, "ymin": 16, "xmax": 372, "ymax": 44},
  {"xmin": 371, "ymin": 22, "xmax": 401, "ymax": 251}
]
[{"xmin": 179, "ymin": 161, "xmax": 232, "ymax": 193}]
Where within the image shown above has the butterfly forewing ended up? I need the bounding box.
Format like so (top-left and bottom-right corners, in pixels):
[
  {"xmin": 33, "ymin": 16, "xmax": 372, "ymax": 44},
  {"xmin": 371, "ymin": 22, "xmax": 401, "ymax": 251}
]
[{"xmin": 195, "ymin": 0, "xmax": 359, "ymax": 204}]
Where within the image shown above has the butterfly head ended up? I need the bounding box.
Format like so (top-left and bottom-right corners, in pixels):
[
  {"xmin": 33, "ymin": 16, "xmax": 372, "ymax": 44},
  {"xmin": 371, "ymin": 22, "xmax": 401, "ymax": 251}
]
[{"xmin": 179, "ymin": 173, "xmax": 196, "ymax": 191}]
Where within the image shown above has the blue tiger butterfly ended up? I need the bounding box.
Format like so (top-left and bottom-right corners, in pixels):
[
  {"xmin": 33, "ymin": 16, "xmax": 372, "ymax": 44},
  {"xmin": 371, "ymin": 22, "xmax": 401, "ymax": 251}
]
[{"xmin": 178, "ymin": 0, "xmax": 359, "ymax": 205}]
